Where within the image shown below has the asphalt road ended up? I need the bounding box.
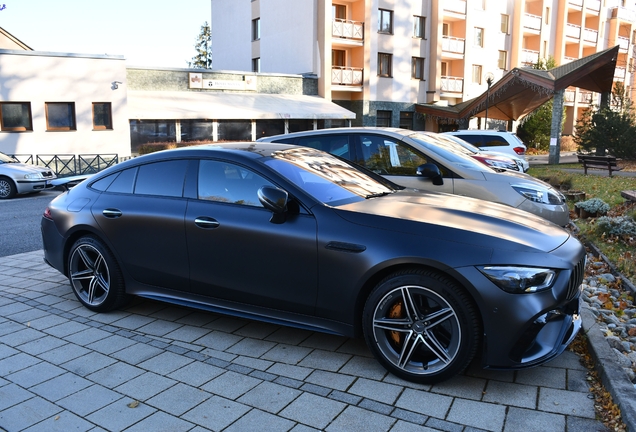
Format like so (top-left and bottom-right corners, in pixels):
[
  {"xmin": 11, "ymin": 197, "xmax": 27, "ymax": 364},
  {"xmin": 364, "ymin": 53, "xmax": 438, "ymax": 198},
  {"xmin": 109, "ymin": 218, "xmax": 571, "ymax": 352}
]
[{"xmin": 0, "ymin": 190, "xmax": 62, "ymax": 257}]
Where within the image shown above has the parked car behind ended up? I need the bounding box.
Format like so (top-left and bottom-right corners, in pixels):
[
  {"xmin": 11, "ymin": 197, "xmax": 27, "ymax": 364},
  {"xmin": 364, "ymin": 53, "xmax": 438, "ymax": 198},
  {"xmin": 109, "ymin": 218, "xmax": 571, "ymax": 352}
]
[
  {"xmin": 444, "ymin": 130, "xmax": 529, "ymax": 171},
  {"xmin": 0, "ymin": 151, "xmax": 57, "ymax": 199},
  {"xmin": 437, "ymin": 133, "xmax": 528, "ymax": 172},
  {"xmin": 42, "ymin": 143, "xmax": 585, "ymax": 384},
  {"xmin": 258, "ymin": 128, "xmax": 568, "ymax": 226}
]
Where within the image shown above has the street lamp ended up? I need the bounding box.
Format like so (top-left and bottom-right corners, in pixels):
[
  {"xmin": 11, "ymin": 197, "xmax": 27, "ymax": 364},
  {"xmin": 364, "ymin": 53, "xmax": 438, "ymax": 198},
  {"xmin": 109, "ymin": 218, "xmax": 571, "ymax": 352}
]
[{"xmin": 484, "ymin": 72, "xmax": 494, "ymax": 130}]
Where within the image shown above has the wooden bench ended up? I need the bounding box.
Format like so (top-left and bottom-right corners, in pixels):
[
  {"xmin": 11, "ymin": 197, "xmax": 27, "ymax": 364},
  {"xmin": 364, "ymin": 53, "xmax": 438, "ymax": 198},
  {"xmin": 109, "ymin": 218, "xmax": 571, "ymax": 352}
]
[
  {"xmin": 621, "ymin": 190, "xmax": 636, "ymax": 202},
  {"xmin": 577, "ymin": 154, "xmax": 623, "ymax": 176}
]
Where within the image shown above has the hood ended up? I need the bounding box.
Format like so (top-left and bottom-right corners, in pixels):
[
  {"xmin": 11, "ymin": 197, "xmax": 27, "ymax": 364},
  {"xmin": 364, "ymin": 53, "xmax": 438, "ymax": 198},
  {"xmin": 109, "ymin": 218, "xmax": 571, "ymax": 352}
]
[
  {"xmin": 1, "ymin": 162, "xmax": 54, "ymax": 176},
  {"xmin": 482, "ymin": 169, "xmax": 551, "ymax": 186},
  {"xmin": 336, "ymin": 190, "xmax": 569, "ymax": 252}
]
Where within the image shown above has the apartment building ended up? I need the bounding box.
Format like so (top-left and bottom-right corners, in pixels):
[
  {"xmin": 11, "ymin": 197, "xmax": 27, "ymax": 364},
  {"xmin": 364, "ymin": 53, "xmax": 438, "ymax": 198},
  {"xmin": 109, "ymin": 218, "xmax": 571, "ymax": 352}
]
[{"xmin": 210, "ymin": 0, "xmax": 636, "ymax": 134}]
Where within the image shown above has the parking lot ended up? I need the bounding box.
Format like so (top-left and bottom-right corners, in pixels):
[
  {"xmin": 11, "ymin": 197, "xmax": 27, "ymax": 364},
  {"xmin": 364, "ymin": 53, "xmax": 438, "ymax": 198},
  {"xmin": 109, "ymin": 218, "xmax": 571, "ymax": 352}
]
[{"xmin": 0, "ymin": 250, "xmax": 608, "ymax": 432}]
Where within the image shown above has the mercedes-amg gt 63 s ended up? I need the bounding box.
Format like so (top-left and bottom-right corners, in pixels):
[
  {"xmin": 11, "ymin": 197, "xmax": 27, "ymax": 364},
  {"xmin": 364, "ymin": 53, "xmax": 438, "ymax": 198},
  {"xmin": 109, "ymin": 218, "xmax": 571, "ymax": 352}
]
[{"xmin": 41, "ymin": 143, "xmax": 585, "ymax": 383}]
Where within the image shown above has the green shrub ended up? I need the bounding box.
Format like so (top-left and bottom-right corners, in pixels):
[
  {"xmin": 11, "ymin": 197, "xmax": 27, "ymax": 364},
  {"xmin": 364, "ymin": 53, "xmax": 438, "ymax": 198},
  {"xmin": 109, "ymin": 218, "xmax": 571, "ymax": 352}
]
[
  {"xmin": 595, "ymin": 215, "xmax": 636, "ymax": 237},
  {"xmin": 575, "ymin": 198, "xmax": 610, "ymax": 214}
]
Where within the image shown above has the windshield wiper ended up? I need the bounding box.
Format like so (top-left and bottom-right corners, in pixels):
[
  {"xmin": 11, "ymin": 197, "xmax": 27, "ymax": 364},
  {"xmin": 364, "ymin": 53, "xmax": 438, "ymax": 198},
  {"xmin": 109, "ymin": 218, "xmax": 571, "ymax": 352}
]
[{"xmin": 365, "ymin": 191, "xmax": 394, "ymax": 199}]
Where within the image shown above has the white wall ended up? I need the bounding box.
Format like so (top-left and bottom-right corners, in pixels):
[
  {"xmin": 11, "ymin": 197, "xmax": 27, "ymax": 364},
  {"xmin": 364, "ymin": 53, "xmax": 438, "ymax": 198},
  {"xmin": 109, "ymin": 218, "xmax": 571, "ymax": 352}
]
[
  {"xmin": 211, "ymin": 0, "xmax": 253, "ymax": 71},
  {"xmin": 0, "ymin": 50, "xmax": 130, "ymax": 157}
]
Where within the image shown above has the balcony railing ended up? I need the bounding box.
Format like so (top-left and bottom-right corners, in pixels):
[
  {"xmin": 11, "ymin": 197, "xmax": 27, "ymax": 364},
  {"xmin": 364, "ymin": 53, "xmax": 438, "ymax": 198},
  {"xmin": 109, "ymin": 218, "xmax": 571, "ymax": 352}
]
[
  {"xmin": 332, "ymin": 19, "xmax": 364, "ymax": 40},
  {"xmin": 611, "ymin": 7, "xmax": 636, "ymax": 23},
  {"xmin": 524, "ymin": 13, "xmax": 541, "ymax": 31},
  {"xmin": 332, "ymin": 66, "xmax": 363, "ymax": 86},
  {"xmin": 569, "ymin": 0, "xmax": 583, "ymax": 6},
  {"xmin": 443, "ymin": 0, "xmax": 466, "ymax": 14},
  {"xmin": 566, "ymin": 23, "xmax": 581, "ymax": 39},
  {"xmin": 564, "ymin": 90, "xmax": 593, "ymax": 104},
  {"xmin": 564, "ymin": 56, "xmax": 578, "ymax": 63},
  {"xmin": 442, "ymin": 36, "xmax": 465, "ymax": 54},
  {"xmin": 583, "ymin": 28, "xmax": 598, "ymax": 43},
  {"xmin": 441, "ymin": 76, "xmax": 464, "ymax": 93},
  {"xmin": 587, "ymin": 0, "xmax": 601, "ymax": 11},
  {"xmin": 618, "ymin": 36, "xmax": 630, "ymax": 50},
  {"xmin": 521, "ymin": 49, "xmax": 540, "ymax": 66},
  {"xmin": 615, "ymin": 67, "xmax": 627, "ymax": 79}
]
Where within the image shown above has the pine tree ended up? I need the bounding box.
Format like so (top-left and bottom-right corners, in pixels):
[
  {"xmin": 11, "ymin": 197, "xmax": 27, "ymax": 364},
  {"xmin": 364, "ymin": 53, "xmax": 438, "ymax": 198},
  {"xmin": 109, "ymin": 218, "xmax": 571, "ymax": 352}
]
[{"xmin": 188, "ymin": 22, "xmax": 212, "ymax": 69}]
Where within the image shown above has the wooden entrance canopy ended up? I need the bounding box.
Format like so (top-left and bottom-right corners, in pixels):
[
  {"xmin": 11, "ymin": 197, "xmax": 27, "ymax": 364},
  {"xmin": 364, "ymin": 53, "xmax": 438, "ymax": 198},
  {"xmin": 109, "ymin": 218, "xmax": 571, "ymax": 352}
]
[{"xmin": 415, "ymin": 46, "xmax": 619, "ymax": 122}]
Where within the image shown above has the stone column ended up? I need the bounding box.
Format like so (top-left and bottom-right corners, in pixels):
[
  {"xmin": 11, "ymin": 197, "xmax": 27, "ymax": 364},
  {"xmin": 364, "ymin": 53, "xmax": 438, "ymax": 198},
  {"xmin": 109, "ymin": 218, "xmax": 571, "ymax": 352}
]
[{"xmin": 548, "ymin": 89, "xmax": 565, "ymax": 165}]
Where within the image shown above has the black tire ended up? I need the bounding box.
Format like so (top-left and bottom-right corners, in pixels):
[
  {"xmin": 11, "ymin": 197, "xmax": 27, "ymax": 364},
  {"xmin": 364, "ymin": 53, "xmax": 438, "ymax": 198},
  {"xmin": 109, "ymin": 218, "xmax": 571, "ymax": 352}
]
[
  {"xmin": 0, "ymin": 176, "xmax": 17, "ymax": 199},
  {"xmin": 362, "ymin": 269, "xmax": 480, "ymax": 384},
  {"xmin": 68, "ymin": 236, "xmax": 128, "ymax": 312}
]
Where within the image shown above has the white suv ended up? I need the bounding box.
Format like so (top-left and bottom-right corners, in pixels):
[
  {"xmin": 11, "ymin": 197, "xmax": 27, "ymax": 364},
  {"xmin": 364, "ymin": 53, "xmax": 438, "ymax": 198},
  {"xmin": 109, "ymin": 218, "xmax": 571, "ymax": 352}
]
[{"xmin": 444, "ymin": 130, "xmax": 529, "ymax": 171}]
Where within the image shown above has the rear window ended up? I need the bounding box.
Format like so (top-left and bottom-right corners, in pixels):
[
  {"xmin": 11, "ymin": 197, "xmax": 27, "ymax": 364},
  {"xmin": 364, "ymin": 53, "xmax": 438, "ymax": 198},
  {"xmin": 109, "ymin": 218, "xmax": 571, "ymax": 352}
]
[{"xmin": 482, "ymin": 137, "xmax": 509, "ymax": 148}]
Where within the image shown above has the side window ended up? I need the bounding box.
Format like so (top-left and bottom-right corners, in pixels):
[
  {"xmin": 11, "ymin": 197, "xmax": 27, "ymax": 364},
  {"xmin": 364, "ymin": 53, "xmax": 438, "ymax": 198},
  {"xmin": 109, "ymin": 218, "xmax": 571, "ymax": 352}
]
[
  {"xmin": 198, "ymin": 160, "xmax": 274, "ymax": 207},
  {"xmin": 455, "ymin": 134, "xmax": 482, "ymax": 146},
  {"xmin": 357, "ymin": 135, "xmax": 427, "ymax": 176},
  {"xmin": 135, "ymin": 160, "xmax": 188, "ymax": 197},
  {"xmin": 482, "ymin": 137, "xmax": 508, "ymax": 148},
  {"xmin": 297, "ymin": 135, "xmax": 351, "ymax": 159}
]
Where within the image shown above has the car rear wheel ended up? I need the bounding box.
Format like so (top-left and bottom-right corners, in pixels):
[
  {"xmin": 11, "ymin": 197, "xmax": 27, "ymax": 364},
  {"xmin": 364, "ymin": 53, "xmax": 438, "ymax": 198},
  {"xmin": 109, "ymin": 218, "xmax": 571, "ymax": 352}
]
[
  {"xmin": 68, "ymin": 236, "xmax": 127, "ymax": 312},
  {"xmin": 363, "ymin": 269, "xmax": 480, "ymax": 383},
  {"xmin": 0, "ymin": 176, "xmax": 17, "ymax": 199}
]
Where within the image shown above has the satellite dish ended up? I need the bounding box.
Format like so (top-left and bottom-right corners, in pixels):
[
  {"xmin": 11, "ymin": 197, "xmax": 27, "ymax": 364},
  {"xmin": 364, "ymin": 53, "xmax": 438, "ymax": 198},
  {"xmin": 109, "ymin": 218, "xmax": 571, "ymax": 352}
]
[{"xmin": 485, "ymin": 72, "xmax": 495, "ymax": 86}]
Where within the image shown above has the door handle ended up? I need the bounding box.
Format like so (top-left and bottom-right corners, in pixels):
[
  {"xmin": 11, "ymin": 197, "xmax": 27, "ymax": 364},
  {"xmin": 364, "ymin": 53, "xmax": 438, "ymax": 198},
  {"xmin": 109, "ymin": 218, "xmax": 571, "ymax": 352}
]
[
  {"xmin": 102, "ymin": 208, "xmax": 122, "ymax": 218},
  {"xmin": 194, "ymin": 217, "xmax": 220, "ymax": 229}
]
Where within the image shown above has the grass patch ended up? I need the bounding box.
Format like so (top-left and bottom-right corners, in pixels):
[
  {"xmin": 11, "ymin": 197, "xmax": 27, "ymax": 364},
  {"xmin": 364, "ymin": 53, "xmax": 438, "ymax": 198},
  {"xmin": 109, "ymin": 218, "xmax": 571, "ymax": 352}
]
[{"xmin": 528, "ymin": 164, "xmax": 636, "ymax": 283}]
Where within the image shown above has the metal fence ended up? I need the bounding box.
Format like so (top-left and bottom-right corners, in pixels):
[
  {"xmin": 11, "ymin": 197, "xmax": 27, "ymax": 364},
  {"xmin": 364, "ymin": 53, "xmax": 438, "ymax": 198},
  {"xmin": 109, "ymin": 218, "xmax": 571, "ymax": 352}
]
[{"xmin": 11, "ymin": 154, "xmax": 119, "ymax": 177}]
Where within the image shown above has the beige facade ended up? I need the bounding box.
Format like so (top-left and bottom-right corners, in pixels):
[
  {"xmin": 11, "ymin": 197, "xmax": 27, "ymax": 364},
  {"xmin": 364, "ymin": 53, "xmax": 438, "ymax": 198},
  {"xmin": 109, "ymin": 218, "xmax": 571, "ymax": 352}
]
[{"xmin": 211, "ymin": 0, "xmax": 636, "ymax": 133}]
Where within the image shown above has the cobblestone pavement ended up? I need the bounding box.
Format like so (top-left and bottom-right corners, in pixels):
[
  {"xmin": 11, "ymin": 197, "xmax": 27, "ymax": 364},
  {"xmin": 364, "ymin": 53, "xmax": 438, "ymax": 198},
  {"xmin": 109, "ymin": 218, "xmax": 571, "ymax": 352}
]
[{"xmin": 0, "ymin": 251, "xmax": 609, "ymax": 432}]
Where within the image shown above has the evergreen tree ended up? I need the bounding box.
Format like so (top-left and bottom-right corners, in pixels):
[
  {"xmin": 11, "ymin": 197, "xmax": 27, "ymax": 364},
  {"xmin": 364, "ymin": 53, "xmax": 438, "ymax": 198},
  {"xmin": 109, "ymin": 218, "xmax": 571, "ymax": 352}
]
[{"xmin": 188, "ymin": 22, "xmax": 212, "ymax": 69}]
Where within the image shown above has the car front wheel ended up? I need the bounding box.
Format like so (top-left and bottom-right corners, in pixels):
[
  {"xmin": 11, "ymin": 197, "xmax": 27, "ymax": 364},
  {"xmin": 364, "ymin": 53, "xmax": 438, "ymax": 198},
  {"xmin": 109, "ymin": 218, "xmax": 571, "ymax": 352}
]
[
  {"xmin": 0, "ymin": 176, "xmax": 17, "ymax": 199},
  {"xmin": 363, "ymin": 269, "xmax": 480, "ymax": 383},
  {"xmin": 68, "ymin": 236, "xmax": 127, "ymax": 312}
]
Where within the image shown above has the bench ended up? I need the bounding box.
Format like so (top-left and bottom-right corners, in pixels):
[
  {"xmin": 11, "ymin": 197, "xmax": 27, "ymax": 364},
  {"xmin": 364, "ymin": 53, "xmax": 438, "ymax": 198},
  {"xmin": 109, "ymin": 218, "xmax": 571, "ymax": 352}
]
[
  {"xmin": 621, "ymin": 190, "xmax": 636, "ymax": 202},
  {"xmin": 577, "ymin": 154, "xmax": 623, "ymax": 176}
]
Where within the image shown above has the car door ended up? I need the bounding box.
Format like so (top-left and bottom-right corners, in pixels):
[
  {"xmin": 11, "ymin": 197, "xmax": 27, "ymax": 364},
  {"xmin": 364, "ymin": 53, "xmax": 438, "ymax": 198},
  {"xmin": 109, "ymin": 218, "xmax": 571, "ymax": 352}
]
[
  {"xmin": 185, "ymin": 159, "xmax": 319, "ymax": 315},
  {"xmin": 91, "ymin": 159, "xmax": 191, "ymax": 290},
  {"xmin": 351, "ymin": 133, "xmax": 455, "ymax": 193}
]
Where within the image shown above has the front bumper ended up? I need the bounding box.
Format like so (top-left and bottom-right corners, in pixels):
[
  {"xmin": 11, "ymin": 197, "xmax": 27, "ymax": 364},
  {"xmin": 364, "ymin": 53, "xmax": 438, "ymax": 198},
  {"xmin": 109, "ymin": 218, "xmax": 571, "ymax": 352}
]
[{"xmin": 16, "ymin": 179, "xmax": 56, "ymax": 194}]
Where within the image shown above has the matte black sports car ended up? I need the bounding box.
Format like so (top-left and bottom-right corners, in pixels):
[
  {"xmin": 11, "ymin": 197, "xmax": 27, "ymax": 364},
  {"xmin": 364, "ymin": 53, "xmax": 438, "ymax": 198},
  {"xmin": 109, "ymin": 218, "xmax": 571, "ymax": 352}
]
[{"xmin": 41, "ymin": 143, "xmax": 585, "ymax": 383}]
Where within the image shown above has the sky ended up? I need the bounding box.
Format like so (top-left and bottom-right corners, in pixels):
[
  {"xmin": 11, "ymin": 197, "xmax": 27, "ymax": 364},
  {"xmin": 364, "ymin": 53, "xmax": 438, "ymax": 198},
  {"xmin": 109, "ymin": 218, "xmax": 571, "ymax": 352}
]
[{"xmin": 0, "ymin": 0, "xmax": 212, "ymax": 68}]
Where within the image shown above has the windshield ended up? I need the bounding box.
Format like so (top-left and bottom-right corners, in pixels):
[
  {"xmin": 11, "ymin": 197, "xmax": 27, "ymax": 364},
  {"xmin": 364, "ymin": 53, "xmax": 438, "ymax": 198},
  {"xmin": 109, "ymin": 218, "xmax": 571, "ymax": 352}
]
[
  {"xmin": 0, "ymin": 152, "xmax": 16, "ymax": 164},
  {"xmin": 264, "ymin": 147, "xmax": 395, "ymax": 205},
  {"xmin": 408, "ymin": 133, "xmax": 495, "ymax": 173}
]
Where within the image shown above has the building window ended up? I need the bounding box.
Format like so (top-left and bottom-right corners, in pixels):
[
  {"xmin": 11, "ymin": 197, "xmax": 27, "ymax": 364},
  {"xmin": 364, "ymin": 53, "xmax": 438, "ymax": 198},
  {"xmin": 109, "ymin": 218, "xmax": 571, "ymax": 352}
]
[
  {"xmin": 399, "ymin": 111, "xmax": 413, "ymax": 130},
  {"xmin": 92, "ymin": 102, "xmax": 112, "ymax": 130},
  {"xmin": 333, "ymin": 4, "xmax": 346, "ymax": 19},
  {"xmin": 378, "ymin": 9, "xmax": 393, "ymax": 34},
  {"xmin": 45, "ymin": 102, "xmax": 76, "ymax": 131},
  {"xmin": 414, "ymin": 16, "xmax": 425, "ymax": 38},
  {"xmin": 332, "ymin": 49, "xmax": 346, "ymax": 67},
  {"xmin": 474, "ymin": 27, "xmax": 484, "ymax": 47},
  {"xmin": 442, "ymin": 23, "xmax": 449, "ymax": 36},
  {"xmin": 498, "ymin": 51, "xmax": 507, "ymax": 70},
  {"xmin": 412, "ymin": 57, "xmax": 425, "ymax": 80},
  {"xmin": 0, "ymin": 102, "xmax": 32, "ymax": 131},
  {"xmin": 545, "ymin": 7, "xmax": 550, "ymax": 25},
  {"xmin": 376, "ymin": 110, "xmax": 391, "ymax": 127},
  {"xmin": 472, "ymin": 65, "xmax": 482, "ymax": 84},
  {"xmin": 441, "ymin": 62, "xmax": 448, "ymax": 76},
  {"xmin": 252, "ymin": 18, "xmax": 260, "ymax": 41},
  {"xmin": 378, "ymin": 53, "xmax": 392, "ymax": 77},
  {"xmin": 501, "ymin": 14, "xmax": 509, "ymax": 33},
  {"xmin": 252, "ymin": 57, "xmax": 260, "ymax": 73}
]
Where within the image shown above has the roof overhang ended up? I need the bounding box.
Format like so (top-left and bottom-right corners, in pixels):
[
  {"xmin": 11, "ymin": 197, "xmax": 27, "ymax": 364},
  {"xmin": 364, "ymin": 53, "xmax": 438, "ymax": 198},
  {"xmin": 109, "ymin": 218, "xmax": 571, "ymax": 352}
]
[
  {"xmin": 416, "ymin": 46, "xmax": 619, "ymax": 122},
  {"xmin": 127, "ymin": 91, "xmax": 356, "ymax": 120}
]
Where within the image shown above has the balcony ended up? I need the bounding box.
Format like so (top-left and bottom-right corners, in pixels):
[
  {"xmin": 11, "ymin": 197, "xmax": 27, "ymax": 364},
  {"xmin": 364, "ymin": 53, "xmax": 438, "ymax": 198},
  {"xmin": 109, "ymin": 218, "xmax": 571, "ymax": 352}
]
[
  {"xmin": 615, "ymin": 67, "xmax": 626, "ymax": 80},
  {"xmin": 566, "ymin": 23, "xmax": 581, "ymax": 39},
  {"xmin": 564, "ymin": 90, "xmax": 593, "ymax": 104},
  {"xmin": 583, "ymin": 28, "xmax": 598, "ymax": 44},
  {"xmin": 569, "ymin": 0, "xmax": 583, "ymax": 7},
  {"xmin": 332, "ymin": 67, "xmax": 363, "ymax": 86},
  {"xmin": 523, "ymin": 14, "xmax": 541, "ymax": 32},
  {"xmin": 618, "ymin": 36, "xmax": 630, "ymax": 51},
  {"xmin": 442, "ymin": 36, "xmax": 465, "ymax": 55},
  {"xmin": 611, "ymin": 7, "xmax": 636, "ymax": 23},
  {"xmin": 332, "ymin": 19, "xmax": 364, "ymax": 41},
  {"xmin": 443, "ymin": 0, "xmax": 466, "ymax": 15},
  {"xmin": 521, "ymin": 49, "xmax": 539, "ymax": 66},
  {"xmin": 586, "ymin": 0, "xmax": 601, "ymax": 12},
  {"xmin": 441, "ymin": 76, "xmax": 464, "ymax": 93}
]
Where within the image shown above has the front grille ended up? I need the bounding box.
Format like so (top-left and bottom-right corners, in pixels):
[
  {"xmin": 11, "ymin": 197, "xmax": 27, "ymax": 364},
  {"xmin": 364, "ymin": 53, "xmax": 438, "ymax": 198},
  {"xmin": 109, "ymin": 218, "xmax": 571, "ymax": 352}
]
[
  {"xmin": 41, "ymin": 171, "xmax": 54, "ymax": 178},
  {"xmin": 566, "ymin": 256, "xmax": 586, "ymax": 300}
]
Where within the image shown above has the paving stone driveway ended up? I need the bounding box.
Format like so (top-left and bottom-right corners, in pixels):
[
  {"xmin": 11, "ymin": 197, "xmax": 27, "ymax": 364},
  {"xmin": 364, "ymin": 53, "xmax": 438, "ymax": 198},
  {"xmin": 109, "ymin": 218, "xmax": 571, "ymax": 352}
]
[{"xmin": 0, "ymin": 251, "xmax": 607, "ymax": 432}]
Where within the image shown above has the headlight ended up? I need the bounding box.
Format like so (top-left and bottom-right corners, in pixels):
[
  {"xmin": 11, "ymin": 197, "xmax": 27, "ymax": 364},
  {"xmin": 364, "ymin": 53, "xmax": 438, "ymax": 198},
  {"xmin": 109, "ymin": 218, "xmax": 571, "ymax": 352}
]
[
  {"xmin": 512, "ymin": 184, "xmax": 564, "ymax": 205},
  {"xmin": 478, "ymin": 266, "xmax": 556, "ymax": 294},
  {"xmin": 23, "ymin": 173, "xmax": 43, "ymax": 180},
  {"xmin": 483, "ymin": 159, "xmax": 515, "ymax": 170}
]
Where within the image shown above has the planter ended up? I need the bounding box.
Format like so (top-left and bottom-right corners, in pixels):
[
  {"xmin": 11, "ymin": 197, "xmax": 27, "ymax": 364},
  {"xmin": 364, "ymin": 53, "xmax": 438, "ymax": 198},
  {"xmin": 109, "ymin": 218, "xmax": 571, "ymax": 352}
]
[
  {"xmin": 564, "ymin": 190, "xmax": 586, "ymax": 202},
  {"xmin": 579, "ymin": 209, "xmax": 598, "ymax": 219}
]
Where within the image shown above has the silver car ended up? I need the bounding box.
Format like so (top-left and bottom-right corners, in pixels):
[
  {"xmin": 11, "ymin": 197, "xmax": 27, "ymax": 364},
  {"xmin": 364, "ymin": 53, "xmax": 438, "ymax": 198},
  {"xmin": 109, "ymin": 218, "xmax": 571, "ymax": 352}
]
[
  {"xmin": 0, "ymin": 152, "xmax": 57, "ymax": 199},
  {"xmin": 258, "ymin": 127, "xmax": 568, "ymax": 226}
]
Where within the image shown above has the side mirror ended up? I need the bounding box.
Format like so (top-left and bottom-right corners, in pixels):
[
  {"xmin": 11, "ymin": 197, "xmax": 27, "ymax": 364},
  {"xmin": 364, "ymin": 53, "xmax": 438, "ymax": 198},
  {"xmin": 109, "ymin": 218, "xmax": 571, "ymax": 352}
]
[
  {"xmin": 258, "ymin": 186, "xmax": 288, "ymax": 224},
  {"xmin": 416, "ymin": 163, "xmax": 444, "ymax": 186}
]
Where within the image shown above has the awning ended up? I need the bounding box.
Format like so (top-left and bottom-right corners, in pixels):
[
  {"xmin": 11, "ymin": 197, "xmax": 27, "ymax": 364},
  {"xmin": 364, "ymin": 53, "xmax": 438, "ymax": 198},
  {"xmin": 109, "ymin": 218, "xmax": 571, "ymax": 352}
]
[{"xmin": 127, "ymin": 91, "xmax": 356, "ymax": 120}]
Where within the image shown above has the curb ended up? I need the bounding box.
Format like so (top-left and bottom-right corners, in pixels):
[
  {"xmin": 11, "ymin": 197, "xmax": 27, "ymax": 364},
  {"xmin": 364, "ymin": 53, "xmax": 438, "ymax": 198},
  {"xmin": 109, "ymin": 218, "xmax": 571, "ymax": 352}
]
[{"xmin": 581, "ymin": 241, "xmax": 636, "ymax": 432}]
